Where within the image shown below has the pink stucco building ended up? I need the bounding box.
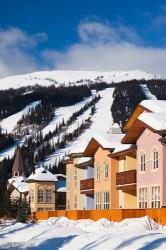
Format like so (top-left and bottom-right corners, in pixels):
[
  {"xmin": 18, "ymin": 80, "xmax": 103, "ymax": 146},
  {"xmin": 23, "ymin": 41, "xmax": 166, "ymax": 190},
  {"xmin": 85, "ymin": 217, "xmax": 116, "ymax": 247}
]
[{"xmin": 122, "ymin": 100, "xmax": 166, "ymax": 208}]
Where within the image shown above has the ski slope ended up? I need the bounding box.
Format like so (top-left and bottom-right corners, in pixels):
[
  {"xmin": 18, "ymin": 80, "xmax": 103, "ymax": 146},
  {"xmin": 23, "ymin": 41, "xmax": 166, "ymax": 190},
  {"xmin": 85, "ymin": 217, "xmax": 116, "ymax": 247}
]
[
  {"xmin": 43, "ymin": 88, "xmax": 115, "ymax": 166},
  {"xmin": 0, "ymin": 100, "xmax": 41, "ymax": 133},
  {"xmin": 42, "ymin": 96, "xmax": 92, "ymax": 137}
]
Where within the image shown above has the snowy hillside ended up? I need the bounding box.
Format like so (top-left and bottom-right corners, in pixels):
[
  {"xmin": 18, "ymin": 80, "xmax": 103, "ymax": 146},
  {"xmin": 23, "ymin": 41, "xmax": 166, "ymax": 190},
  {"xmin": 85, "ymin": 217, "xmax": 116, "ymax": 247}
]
[{"xmin": 0, "ymin": 70, "xmax": 156, "ymax": 90}]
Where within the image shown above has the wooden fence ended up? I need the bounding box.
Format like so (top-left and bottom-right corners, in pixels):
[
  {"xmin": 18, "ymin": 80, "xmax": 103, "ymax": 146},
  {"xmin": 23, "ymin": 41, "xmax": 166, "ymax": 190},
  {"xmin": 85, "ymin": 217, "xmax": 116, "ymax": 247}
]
[{"xmin": 33, "ymin": 208, "xmax": 166, "ymax": 225}]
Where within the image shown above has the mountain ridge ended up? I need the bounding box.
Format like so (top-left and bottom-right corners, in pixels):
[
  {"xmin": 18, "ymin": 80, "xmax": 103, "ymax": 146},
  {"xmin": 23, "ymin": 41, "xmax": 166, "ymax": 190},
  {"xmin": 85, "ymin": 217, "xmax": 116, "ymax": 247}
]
[{"xmin": 0, "ymin": 70, "xmax": 156, "ymax": 90}]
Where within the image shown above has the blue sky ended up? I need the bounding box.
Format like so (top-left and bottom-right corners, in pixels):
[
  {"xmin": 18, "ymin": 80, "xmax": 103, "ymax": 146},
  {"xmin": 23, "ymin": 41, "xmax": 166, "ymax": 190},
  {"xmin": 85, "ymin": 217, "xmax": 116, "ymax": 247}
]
[{"xmin": 1, "ymin": 0, "xmax": 166, "ymax": 77}]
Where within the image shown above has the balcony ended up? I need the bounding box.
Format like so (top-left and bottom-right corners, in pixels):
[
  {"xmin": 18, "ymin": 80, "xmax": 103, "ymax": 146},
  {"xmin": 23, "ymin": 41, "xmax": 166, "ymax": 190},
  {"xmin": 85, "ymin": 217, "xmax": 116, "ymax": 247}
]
[
  {"xmin": 80, "ymin": 178, "xmax": 94, "ymax": 195},
  {"xmin": 116, "ymin": 169, "xmax": 136, "ymax": 191}
]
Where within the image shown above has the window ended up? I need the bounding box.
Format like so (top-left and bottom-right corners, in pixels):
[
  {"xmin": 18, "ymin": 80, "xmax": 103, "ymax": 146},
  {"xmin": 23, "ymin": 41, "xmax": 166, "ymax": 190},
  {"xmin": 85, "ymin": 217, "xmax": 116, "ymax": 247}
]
[
  {"xmin": 38, "ymin": 189, "xmax": 44, "ymax": 203},
  {"xmin": 95, "ymin": 192, "xmax": 102, "ymax": 209},
  {"xmin": 96, "ymin": 164, "xmax": 100, "ymax": 180},
  {"xmin": 103, "ymin": 191, "xmax": 110, "ymax": 209},
  {"xmin": 67, "ymin": 199, "xmax": 70, "ymax": 210},
  {"xmin": 67, "ymin": 168, "xmax": 70, "ymax": 189},
  {"xmin": 153, "ymin": 149, "xmax": 159, "ymax": 170},
  {"xmin": 104, "ymin": 161, "xmax": 109, "ymax": 179},
  {"xmin": 151, "ymin": 186, "xmax": 160, "ymax": 208},
  {"xmin": 74, "ymin": 166, "xmax": 77, "ymax": 186},
  {"xmin": 140, "ymin": 152, "xmax": 146, "ymax": 171},
  {"xmin": 139, "ymin": 187, "xmax": 148, "ymax": 208},
  {"xmin": 38, "ymin": 207, "xmax": 44, "ymax": 211},
  {"xmin": 29, "ymin": 190, "xmax": 34, "ymax": 203},
  {"xmin": 74, "ymin": 194, "xmax": 77, "ymax": 209},
  {"xmin": 46, "ymin": 189, "xmax": 52, "ymax": 203},
  {"xmin": 45, "ymin": 207, "xmax": 53, "ymax": 211}
]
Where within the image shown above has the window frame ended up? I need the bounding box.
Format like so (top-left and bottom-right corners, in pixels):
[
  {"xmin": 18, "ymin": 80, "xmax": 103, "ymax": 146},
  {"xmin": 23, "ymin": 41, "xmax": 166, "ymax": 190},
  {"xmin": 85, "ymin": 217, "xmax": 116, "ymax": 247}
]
[
  {"xmin": 152, "ymin": 148, "xmax": 159, "ymax": 170},
  {"xmin": 103, "ymin": 191, "xmax": 110, "ymax": 209},
  {"xmin": 151, "ymin": 186, "xmax": 160, "ymax": 208},
  {"xmin": 140, "ymin": 152, "xmax": 146, "ymax": 172},
  {"xmin": 139, "ymin": 187, "xmax": 148, "ymax": 208},
  {"xmin": 38, "ymin": 188, "xmax": 44, "ymax": 203},
  {"xmin": 46, "ymin": 188, "xmax": 52, "ymax": 203},
  {"xmin": 104, "ymin": 160, "xmax": 109, "ymax": 179}
]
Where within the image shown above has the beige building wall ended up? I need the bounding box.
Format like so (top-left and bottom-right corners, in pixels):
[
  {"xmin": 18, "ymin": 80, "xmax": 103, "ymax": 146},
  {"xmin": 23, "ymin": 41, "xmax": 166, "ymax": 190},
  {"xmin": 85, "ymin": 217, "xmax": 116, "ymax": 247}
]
[
  {"xmin": 66, "ymin": 158, "xmax": 86, "ymax": 210},
  {"xmin": 28, "ymin": 182, "xmax": 55, "ymax": 212},
  {"xmin": 118, "ymin": 155, "xmax": 137, "ymax": 209}
]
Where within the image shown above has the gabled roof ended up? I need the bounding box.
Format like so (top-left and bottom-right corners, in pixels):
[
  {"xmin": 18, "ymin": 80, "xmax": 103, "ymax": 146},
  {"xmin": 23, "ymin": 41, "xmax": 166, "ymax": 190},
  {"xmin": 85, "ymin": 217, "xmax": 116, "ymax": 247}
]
[
  {"xmin": 75, "ymin": 157, "xmax": 93, "ymax": 168},
  {"xmin": 27, "ymin": 167, "xmax": 58, "ymax": 182},
  {"xmin": 8, "ymin": 176, "xmax": 28, "ymax": 194},
  {"xmin": 83, "ymin": 134, "xmax": 124, "ymax": 157},
  {"xmin": 123, "ymin": 100, "xmax": 166, "ymax": 132},
  {"xmin": 122, "ymin": 112, "xmax": 166, "ymax": 144}
]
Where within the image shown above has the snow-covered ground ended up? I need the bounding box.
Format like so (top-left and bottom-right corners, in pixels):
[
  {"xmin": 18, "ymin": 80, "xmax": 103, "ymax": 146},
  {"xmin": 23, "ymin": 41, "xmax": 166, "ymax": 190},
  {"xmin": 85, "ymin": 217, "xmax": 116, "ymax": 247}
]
[
  {"xmin": 0, "ymin": 100, "xmax": 41, "ymax": 133},
  {"xmin": 0, "ymin": 216, "xmax": 166, "ymax": 249},
  {"xmin": 0, "ymin": 70, "xmax": 155, "ymax": 90}
]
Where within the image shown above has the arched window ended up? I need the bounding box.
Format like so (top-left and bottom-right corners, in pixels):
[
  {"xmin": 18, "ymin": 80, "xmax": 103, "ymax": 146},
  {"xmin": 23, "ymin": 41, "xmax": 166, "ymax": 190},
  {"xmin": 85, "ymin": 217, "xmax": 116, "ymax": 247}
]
[
  {"xmin": 152, "ymin": 148, "xmax": 159, "ymax": 170},
  {"xmin": 96, "ymin": 163, "xmax": 100, "ymax": 180},
  {"xmin": 140, "ymin": 152, "xmax": 146, "ymax": 171},
  {"xmin": 38, "ymin": 187, "xmax": 44, "ymax": 203},
  {"xmin": 14, "ymin": 172, "xmax": 18, "ymax": 176},
  {"xmin": 46, "ymin": 187, "xmax": 52, "ymax": 203},
  {"xmin": 104, "ymin": 160, "xmax": 109, "ymax": 179}
]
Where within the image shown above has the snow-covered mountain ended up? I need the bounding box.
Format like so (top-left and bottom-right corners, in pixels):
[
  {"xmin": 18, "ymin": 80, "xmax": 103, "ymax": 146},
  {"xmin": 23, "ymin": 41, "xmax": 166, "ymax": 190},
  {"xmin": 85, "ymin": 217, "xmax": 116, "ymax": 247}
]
[
  {"xmin": 0, "ymin": 70, "xmax": 156, "ymax": 90},
  {"xmin": 0, "ymin": 69, "xmax": 160, "ymax": 173}
]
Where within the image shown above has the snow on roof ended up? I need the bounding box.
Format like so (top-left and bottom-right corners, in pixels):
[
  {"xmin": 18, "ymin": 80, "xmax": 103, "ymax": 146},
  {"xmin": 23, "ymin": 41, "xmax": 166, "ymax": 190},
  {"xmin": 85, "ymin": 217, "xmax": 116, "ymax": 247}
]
[
  {"xmin": 113, "ymin": 143, "xmax": 134, "ymax": 154},
  {"xmin": 8, "ymin": 176, "xmax": 28, "ymax": 193},
  {"xmin": 76, "ymin": 157, "xmax": 92, "ymax": 165},
  {"xmin": 93, "ymin": 133, "xmax": 124, "ymax": 149},
  {"xmin": 140, "ymin": 100, "xmax": 166, "ymax": 113},
  {"xmin": 27, "ymin": 167, "xmax": 58, "ymax": 182},
  {"xmin": 138, "ymin": 112, "xmax": 166, "ymax": 131},
  {"xmin": 56, "ymin": 187, "xmax": 66, "ymax": 192}
]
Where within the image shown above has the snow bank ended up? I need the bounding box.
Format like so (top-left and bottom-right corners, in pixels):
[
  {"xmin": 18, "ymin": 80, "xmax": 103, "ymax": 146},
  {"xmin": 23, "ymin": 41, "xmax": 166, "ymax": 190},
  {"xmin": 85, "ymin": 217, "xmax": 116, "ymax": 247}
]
[
  {"xmin": 0, "ymin": 216, "xmax": 165, "ymax": 250},
  {"xmin": 46, "ymin": 216, "xmax": 160, "ymax": 232}
]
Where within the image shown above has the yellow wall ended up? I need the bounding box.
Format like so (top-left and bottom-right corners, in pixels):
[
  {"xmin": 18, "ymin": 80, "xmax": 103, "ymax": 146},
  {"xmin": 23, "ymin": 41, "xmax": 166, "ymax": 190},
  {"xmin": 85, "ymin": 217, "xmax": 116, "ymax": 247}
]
[
  {"xmin": 118, "ymin": 155, "xmax": 137, "ymax": 209},
  {"xmin": 28, "ymin": 182, "xmax": 55, "ymax": 212}
]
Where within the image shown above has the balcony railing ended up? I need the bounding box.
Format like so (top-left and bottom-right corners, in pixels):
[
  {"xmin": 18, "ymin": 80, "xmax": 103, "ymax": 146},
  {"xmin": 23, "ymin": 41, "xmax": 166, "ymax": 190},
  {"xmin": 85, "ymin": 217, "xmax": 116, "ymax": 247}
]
[
  {"xmin": 116, "ymin": 169, "xmax": 136, "ymax": 191},
  {"xmin": 80, "ymin": 178, "xmax": 94, "ymax": 195}
]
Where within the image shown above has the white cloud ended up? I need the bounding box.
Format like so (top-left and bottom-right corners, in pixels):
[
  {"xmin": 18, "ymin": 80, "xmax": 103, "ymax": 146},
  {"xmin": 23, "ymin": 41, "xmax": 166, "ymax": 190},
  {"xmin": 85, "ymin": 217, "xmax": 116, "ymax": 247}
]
[
  {"xmin": 0, "ymin": 27, "xmax": 47, "ymax": 78},
  {"xmin": 44, "ymin": 20, "xmax": 166, "ymax": 76}
]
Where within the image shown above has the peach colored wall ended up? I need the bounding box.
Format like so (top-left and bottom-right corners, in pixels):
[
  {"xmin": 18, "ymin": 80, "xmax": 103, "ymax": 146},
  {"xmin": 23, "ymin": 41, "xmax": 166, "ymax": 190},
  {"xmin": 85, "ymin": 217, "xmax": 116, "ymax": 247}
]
[
  {"xmin": 94, "ymin": 147, "xmax": 119, "ymax": 209},
  {"xmin": 137, "ymin": 128, "xmax": 163, "ymax": 207}
]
